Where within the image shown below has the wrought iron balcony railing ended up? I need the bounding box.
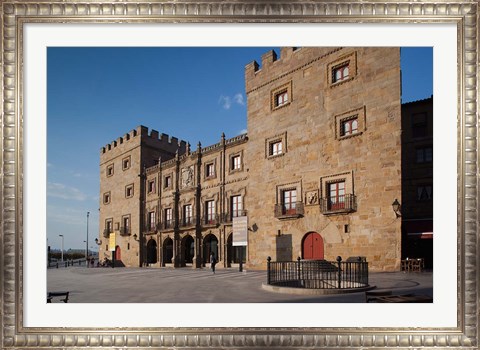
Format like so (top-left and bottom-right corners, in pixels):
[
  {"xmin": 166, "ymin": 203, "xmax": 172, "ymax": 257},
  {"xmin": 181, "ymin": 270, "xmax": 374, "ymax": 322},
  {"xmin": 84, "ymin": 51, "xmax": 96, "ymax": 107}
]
[
  {"xmin": 274, "ymin": 202, "xmax": 304, "ymax": 219},
  {"xmin": 320, "ymin": 194, "xmax": 357, "ymax": 214},
  {"xmin": 103, "ymin": 228, "xmax": 112, "ymax": 238},
  {"xmin": 221, "ymin": 211, "xmax": 248, "ymax": 223},
  {"xmin": 179, "ymin": 216, "xmax": 196, "ymax": 228},
  {"xmin": 159, "ymin": 219, "xmax": 175, "ymax": 230},
  {"xmin": 119, "ymin": 226, "xmax": 131, "ymax": 236},
  {"xmin": 203, "ymin": 214, "xmax": 219, "ymax": 226}
]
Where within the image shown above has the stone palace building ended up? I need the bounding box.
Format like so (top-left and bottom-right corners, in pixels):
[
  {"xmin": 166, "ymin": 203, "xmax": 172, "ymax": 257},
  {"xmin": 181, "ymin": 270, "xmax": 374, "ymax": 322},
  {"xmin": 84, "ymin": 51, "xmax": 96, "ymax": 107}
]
[{"xmin": 97, "ymin": 47, "xmax": 433, "ymax": 272}]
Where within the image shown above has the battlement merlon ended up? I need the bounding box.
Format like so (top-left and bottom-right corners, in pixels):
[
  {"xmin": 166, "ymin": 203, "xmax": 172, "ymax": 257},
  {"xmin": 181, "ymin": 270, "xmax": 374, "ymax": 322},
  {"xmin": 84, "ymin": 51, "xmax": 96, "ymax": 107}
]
[
  {"xmin": 245, "ymin": 47, "xmax": 344, "ymax": 93},
  {"xmin": 101, "ymin": 125, "xmax": 187, "ymax": 155}
]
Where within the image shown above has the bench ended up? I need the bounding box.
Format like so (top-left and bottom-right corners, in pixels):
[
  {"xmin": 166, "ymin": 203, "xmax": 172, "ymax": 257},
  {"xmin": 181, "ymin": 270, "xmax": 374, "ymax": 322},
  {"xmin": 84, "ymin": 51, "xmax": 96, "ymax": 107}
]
[{"xmin": 47, "ymin": 291, "xmax": 69, "ymax": 303}]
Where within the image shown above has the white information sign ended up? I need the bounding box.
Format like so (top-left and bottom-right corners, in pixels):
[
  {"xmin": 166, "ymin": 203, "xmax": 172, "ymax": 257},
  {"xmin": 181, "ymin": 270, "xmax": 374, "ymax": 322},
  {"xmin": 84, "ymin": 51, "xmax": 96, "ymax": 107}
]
[{"xmin": 232, "ymin": 216, "xmax": 248, "ymax": 246}]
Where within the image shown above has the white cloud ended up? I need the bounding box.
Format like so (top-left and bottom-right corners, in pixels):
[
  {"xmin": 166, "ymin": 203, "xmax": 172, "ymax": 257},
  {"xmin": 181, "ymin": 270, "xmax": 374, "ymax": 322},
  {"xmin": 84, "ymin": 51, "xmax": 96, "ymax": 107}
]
[
  {"xmin": 219, "ymin": 95, "xmax": 232, "ymax": 110},
  {"xmin": 234, "ymin": 93, "xmax": 245, "ymax": 106},
  {"xmin": 47, "ymin": 182, "xmax": 87, "ymax": 201},
  {"xmin": 219, "ymin": 93, "xmax": 245, "ymax": 110}
]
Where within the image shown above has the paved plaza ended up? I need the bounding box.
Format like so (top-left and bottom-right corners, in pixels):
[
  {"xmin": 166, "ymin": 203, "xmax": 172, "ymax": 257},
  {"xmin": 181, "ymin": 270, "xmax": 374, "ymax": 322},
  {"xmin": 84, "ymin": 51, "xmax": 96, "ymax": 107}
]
[{"xmin": 47, "ymin": 266, "xmax": 433, "ymax": 303}]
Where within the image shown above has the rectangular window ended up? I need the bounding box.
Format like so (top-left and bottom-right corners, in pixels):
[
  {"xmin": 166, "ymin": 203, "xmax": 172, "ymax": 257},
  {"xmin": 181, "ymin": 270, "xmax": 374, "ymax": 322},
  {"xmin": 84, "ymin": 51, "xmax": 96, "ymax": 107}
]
[
  {"xmin": 164, "ymin": 208, "xmax": 173, "ymax": 228},
  {"xmin": 417, "ymin": 185, "xmax": 433, "ymax": 201},
  {"xmin": 148, "ymin": 211, "xmax": 156, "ymax": 231},
  {"xmin": 122, "ymin": 156, "xmax": 131, "ymax": 170},
  {"xmin": 416, "ymin": 146, "xmax": 433, "ymax": 163},
  {"xmin": 106, "ymin": 164, "xmax": 114, "ymax": 177},
  {"xmin": 270, "ymin": 141, "xmax": 283, "ymax": 156},
  {"xmin": 148, "ymin": 179, "xmax": 156, "ymax": 193},
  {"xmin": 328, "ymin": 181, "xmax": 345, "ymax": 210},
  {"xmin": 332, "ymin": 63, "xmax": 350, "ymax": 83},
  {"xmin": 274, "ymin": 90, "xmax": 288, "ymax": 107},
  {"xmin": 105, "ymin": 219, "xmax": 113, "ymax": 233},
  {"xmin": 206, "ymin": 163, "xmax": 215, "ymax": 177},
  {"xmin": 231, "ymin": 155, "xmax": 241, "ymax": 170},
  {"xmin": 206, "ymin": 200, "xmax": 215, "ymax": 224},
  {"xmin": 183, "ymin": 204, "xmax": 193, "ymax": 225},
  {"xmin": 122, "ymin": 216, "xmax": 130, "ymax": 235},
  {"xmin": 164, "ymin": 175, "xmax": 172, "ymax": 189},
  {"xmin": 231, "ymin": 195, "xmax": 243, "ymax": 218},
  {"xmin": 340, "ymin": 117, "xmax": 359, "ymax": 137},
  {"xmin": 103, "ymin": 192, "xmax": 111, "ymax": 205},
  {"xmin": 412, "ymin": 112, "xmax": 428, "ymax": 138},
  {"xmin": 125, "ymin": 184, "xmax": 134, "ymax": 198},
  {"xmin": 282, "ymin": 189, "xmax": 297, "ymax": 215}
]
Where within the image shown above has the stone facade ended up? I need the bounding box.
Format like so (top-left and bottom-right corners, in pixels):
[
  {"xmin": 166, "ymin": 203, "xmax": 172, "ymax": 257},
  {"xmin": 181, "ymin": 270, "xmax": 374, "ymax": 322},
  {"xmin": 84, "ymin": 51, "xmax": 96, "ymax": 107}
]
[{"xmin": 98, "ymin": 47, "xmax": 407, "ymax": 272}]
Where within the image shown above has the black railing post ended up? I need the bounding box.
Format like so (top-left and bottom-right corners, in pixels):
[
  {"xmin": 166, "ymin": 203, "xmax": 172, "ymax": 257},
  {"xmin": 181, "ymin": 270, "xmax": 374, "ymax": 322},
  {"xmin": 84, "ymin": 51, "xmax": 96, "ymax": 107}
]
[
  {"xmin": 267, "ymin": 257, "xmax": 271, "ymax": 285},
  {"xmin": 297, "ymin": 257, "xmax": 301, "ymax": 283},
  {"xmin": 336, "ymin": 256, "xmax": 342, "ymax": 289}
]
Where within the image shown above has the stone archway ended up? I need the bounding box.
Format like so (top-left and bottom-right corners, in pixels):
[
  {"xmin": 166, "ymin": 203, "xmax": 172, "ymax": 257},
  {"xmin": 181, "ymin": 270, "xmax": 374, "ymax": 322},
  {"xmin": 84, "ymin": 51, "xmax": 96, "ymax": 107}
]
[
  {"xmin": 182, "ymin": 235, "xmax": 195, "ymax": 264},
  {"xmin": 163, "ymin": 237, "xmax": 173, "ymax": 265},
  {"xmin": 302, "ymin": 232, "xmax": 324, "ymax": 260},
  {"xmin": 146, "ymin": 238, "xmax": 157, "ymax": 264},
  {"xmin": 203, "ymin": 233, "xmax": 218, "ymax": 264}
]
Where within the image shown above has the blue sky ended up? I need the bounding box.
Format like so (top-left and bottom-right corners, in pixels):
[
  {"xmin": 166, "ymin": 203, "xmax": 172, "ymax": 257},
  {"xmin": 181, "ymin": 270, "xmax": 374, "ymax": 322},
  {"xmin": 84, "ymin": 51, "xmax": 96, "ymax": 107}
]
[{"xmin": 47, "ymin": 47, "xmax": 432, "ymax": 251}]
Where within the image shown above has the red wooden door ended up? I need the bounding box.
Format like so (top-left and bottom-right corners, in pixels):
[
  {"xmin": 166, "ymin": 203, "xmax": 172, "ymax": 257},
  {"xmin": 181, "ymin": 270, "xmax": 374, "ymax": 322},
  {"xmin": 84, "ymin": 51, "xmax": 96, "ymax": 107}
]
[
  {"xmin": 303, "ymin": 232, "xmax": 324, "ymax": 260},
  {"xmin": 115, "ymin": 245, "xmax": 121, "ymax": 260}
]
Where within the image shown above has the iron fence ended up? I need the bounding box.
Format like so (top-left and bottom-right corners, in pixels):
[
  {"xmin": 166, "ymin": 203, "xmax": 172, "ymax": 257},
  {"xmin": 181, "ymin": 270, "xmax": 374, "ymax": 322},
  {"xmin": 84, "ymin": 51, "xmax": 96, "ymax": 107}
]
[{"xmin": 267, "ymin": 256, "xmax": 368, "ymax": 289}]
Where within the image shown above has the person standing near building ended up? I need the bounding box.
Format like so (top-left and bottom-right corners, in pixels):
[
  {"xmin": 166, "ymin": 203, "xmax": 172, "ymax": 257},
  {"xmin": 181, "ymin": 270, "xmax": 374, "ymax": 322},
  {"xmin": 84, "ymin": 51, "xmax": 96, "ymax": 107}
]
[{"xmin": 210, "ymin": 252, "xmax": 216, "ymax": 274}]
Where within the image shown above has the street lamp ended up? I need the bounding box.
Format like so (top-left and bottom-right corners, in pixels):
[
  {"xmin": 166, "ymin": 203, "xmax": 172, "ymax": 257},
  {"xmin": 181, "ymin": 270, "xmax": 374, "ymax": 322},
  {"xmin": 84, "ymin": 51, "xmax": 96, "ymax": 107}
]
[
  {"xmin": 86, "ymin": 211, "xmax": 90, "ymax": 267},
  {"xmin": 59, "ymin": 234, "xmax": 64, "ymax": 262},
  {"xmin": 83, "ymin": 240, "xmax": 87, "ymax": 264}
]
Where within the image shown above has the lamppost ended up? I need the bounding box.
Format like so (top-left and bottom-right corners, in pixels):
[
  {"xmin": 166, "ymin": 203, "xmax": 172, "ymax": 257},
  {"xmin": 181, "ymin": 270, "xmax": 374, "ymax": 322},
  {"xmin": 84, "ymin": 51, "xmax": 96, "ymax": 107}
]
[
  {"xmin": 83, "ymin": 240, "xmax": 87, "ymax": 265},
  {"xmin": 86, "ymin": 211, "xmax": 90, "ymax": 267},
  {"xmin": 59, "ymin": 234, "xmax": 64, "ymax": 262}
]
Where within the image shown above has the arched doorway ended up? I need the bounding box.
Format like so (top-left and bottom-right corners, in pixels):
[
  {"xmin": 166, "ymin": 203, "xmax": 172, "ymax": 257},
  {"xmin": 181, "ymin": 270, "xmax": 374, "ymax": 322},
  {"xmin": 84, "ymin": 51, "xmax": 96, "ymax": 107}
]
[
  {"xmin": 146, "ymin": 239, "xmax": 157, "ymax": 264},
  {"xmin": 203, "ymin": 234, "xmax": 218, "ymax": 264},
  {"xmin": 163, "ymin": 237, "xmax": 173, "ymax": 265},
  {"xmin": 115, "ymin": 245, "xmax": 121, "ymax": 261},
  {"xmin": 302, "ymin": 232, "xmax": 324, "ymax": 260},
  {"xmin": 182, "ymin": 235, "xmax": 194, "ymax": 264}
]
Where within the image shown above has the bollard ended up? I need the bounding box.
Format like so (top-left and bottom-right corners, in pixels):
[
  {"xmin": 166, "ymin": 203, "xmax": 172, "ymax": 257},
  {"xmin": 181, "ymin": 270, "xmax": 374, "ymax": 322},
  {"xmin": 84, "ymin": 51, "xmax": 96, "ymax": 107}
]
[
  {"xmin": 336, "ymin": 256, "xmax": 342, "ymax": 289},
  {"xmin": 267, "ymin": 256, "xmax": 271, "ymax": 285}
]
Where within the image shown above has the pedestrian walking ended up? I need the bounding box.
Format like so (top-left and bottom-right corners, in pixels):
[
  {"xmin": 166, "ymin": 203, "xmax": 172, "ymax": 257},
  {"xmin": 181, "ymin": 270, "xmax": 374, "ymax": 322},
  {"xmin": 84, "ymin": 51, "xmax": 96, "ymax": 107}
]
[{"xmin": 210, "ymin": 252, "xmax": 217, "ymax": 274}]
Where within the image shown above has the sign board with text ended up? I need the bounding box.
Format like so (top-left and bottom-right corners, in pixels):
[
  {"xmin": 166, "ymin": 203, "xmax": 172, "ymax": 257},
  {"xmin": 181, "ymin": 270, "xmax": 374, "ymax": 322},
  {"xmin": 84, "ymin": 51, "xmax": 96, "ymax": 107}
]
[
  {"xmin": 109, "ymin": 232, "xmax": 116, "ymax": 251},
  {"xmin": 232, "ymin": 216, "xmax": 248, "ymax": 246}
]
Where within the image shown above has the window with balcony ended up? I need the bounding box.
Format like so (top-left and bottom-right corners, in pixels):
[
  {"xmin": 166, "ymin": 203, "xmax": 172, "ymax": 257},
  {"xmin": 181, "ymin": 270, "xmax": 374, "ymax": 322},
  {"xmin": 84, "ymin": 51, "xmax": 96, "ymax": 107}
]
[
  {"xmin": 164, "ymin": 208, "xmax": 173, "ymax": 229},
  {"xmin": 121, "ymin": 215, "xmax": 130, "ymax": 236},
  {"xmin": 205, "ymin": 200, "xmax": 216, "ymax": 225},
  {"xmin": 104, "ymin": 219, "xmax": 113, "ymax": 238},
  {"xmin": 320, "ymin": 172, "xmax": 356, "ymax": 214},
  {"xmin": 148, "ymin": 211, "xmax": 156, "ymax": 232},
  {"xmin": 183, "ymin": 204, "xmax": 193, "ymax": 226},
  {"xmin": 231, "ymin": 195, "xmax": 243, "ymax": 219},
  {"xmin": 275, "ymin": 182, "xmax": 303, "ymax": 219},
  {"xmin": 328, "ymin": 181, "xmax": 345, "ymax": 211}
]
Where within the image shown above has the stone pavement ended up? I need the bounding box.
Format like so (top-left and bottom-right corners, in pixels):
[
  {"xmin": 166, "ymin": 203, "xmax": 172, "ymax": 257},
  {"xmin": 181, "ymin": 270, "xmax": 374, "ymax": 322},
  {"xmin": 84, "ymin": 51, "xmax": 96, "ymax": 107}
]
[{"xmin": 47, "ymin": 266, "xmax": 432, "ymax": 303}]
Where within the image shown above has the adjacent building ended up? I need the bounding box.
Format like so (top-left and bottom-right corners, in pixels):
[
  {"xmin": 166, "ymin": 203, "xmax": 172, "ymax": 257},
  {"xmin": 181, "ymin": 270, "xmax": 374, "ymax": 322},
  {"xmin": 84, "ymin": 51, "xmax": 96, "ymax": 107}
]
[{"xmin": 98, "ymin": 47, "xmax": 432, "ymax": 272}]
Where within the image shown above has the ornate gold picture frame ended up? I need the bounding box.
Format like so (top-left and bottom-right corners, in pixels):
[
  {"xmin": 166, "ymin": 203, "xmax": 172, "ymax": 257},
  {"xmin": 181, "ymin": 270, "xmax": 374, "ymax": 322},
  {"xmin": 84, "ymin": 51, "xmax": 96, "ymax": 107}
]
[{"xmin": 1, "ymin": 1, "xmax": 478, "ymax": 348}]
